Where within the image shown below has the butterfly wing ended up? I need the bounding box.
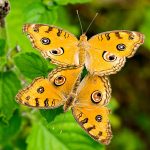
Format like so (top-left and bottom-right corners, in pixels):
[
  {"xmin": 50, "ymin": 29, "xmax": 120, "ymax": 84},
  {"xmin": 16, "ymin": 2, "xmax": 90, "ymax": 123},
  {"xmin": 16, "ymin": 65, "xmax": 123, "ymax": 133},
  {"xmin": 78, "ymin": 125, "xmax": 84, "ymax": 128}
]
[
  {"xmin": 16, "ymin": 66, "xmax": 83, "ymax": 108},
  {"xmin": 72, "ymin": 75, "xmax": 112, "ymax": 144},
  {"xmin": 48, "ymin": 66, "xmax": 83, "ymax": 97},
  {"xmin": 23, "ymin": 24, "xmax": 79, "ymax": 66},
  {"xmin": 86, "ymin": 30, "xmax": 144, "ymax": 75},
  {"xmin": 76, "ymin": 75, "xmax": 111, "ymax": 107},
  {"xmin": 72, "ymin": 106, "xmax": 112, "ymax": 145}
]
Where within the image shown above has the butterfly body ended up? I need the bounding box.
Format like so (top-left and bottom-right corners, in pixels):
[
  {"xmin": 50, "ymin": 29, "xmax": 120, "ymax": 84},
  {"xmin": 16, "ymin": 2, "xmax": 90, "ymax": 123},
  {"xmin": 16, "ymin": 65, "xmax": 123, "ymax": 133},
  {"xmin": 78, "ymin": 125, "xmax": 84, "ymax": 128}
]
[{"xmin": 78, "ymin": 34, "xmax": 89, "ymax": 65}]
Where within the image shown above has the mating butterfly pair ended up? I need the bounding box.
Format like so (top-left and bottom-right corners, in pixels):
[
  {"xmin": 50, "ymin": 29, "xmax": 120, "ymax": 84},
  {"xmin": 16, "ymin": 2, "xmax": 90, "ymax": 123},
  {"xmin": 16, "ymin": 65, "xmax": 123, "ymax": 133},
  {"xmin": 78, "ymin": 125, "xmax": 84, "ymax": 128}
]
[{"xmin": 16, "ymin": 24, "xmax": 144, "ymax": 145}]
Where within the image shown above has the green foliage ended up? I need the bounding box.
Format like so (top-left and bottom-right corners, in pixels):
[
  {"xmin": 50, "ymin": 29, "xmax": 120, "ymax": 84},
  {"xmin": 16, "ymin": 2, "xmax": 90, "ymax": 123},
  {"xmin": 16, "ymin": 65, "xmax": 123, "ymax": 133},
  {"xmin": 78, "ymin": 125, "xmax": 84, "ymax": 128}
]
[
  {"xmin": 14, "ymin": 52, "xmax": 55, "ymax": 79},
  {"xmin": 47, "ymin": 112, "xmax": 104, "ymax": 150},
  {"xmin": 24, "ymin": 2, "xmax": 58, "ymax": 24},
  {"xmin": 0, "ymin": 39, "xmax": 6, "ymax": 56},
  {"xmin": 27, "ymin": 111, "xmax": 104, "ymax": 150},
  {"xmin": 0, "ymin": 71, "xmax": 21, "ymax": 121},
  {"xmin": 40, "ymin": 107, "xmax": 64, "ymax": 123},
  {"xmin": 53, "ymin": 0, "xmax": 92, "ymax": 5},
  {"xmin": 0, "ymin": 110, "xmax": 21, "ymax": 146},
  {"xmin": 111, "ymin": 129, "xmax": 146, "ymax": 150},
  {"xmin": 27, "ymin": 122, "xmax": 65, "ymax": 150}
]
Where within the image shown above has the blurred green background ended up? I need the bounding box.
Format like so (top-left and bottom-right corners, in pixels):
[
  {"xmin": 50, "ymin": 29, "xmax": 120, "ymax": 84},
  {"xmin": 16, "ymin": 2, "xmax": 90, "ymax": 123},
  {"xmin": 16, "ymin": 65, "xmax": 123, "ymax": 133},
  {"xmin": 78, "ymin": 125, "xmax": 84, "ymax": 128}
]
[{"xmin": 0, "ymin": 0, "xmax": 150, "ymax": 150}]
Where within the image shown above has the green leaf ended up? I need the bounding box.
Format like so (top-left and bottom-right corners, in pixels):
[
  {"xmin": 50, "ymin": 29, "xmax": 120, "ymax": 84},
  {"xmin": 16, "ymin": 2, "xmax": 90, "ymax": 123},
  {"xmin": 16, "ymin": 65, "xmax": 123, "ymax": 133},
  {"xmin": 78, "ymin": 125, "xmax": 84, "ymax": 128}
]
[
  {"xmin": 24, "ymin": 2, "xmax": 58, "ymax": 24},
  {"xmin": 48, "ymin": 111, "xmax": 104, "ymax": 150},
  {"xmin": 14, "ymin": 52, "xmax": 54, "ymax": 79},
  {"xmin": 0, "ymin": 39, "xmax": 6, "ymax": 56},
  {"xmin": 40, "ymin": 107, "xmax": 64, "ymax": 123},
  {"xmin": 0, "ymin": 110, "xmax": 21, "ymax": 145},
  {"xmin": 6, "ymin": 0, "xmax": 38, "ymax": 51},
  {"xmin": 27, "ymin": 122, "xmax": 68, "ymax": 150},
  {"xmin": 0, "ymin": 71, "xmax": 21, "ymax": 120},
  {"xmin": 53, "ymin": 0, "xmax": 92, "ymax": 5},
  {"xmin": 27, "ymin": 111, "xmax": 104, "ymax": 150}
]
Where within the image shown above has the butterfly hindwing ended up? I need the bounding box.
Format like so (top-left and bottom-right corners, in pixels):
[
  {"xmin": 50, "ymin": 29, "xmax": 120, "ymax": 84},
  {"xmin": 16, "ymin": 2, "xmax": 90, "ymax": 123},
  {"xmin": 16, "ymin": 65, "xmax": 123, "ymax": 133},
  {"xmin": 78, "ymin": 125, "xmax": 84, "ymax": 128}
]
[
  {"xmin": 86, "ymin": 30, "xmax": 144, "ymax": 75},
  {"xmin": 72, "ymin": 105, "xmax": 112, "ymax": 145},
  {"xmin": 72, "ymin": 74, "xmax": 112, "ymax": 144},
  {"xmin": 23, "ymin": 24, "xmax": 79, "ymax": 66},
  {"xmin": 16, "ymin": 66, "xmax": 83, "ymax": 108}
]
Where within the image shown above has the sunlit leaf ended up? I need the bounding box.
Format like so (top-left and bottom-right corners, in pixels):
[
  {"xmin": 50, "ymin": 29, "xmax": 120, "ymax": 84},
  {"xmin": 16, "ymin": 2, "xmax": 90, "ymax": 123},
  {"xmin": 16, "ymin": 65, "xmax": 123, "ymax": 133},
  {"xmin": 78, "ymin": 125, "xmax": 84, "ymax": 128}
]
[
  {"xmin": 14, "ymin": 52, "xmax": 54, "ymax": 79},
  {"xmin": 0, "ymin": 71, "xmax": 21, "ymax": 120},
  {"xmin": 27, "ymin": 111, "xmax": 104, "ymax": 150},
  {"xmin": 24, "ymin": 2, "xmax": 57, "ymax": 24},
  {"xmin": 6, "ymin": 0, "xmax": 38, "ymax": 51}
]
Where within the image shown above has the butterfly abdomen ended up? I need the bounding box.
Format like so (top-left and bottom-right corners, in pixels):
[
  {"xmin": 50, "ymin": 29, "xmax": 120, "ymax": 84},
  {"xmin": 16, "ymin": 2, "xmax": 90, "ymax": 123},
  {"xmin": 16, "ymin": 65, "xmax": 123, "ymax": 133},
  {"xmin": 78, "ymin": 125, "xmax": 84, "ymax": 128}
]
[{"xmin": 63, "ymin": 93, "xmax": 76, "ymax": 112}]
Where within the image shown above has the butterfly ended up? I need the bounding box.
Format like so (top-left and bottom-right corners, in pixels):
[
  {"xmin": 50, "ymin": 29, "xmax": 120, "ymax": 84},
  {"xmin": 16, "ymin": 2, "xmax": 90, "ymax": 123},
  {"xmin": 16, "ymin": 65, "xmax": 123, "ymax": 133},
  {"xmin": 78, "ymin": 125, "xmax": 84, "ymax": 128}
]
[
  {"xmin": 17, "ymin": 23, "xmax": 145, "ymax": 145},
  {"xmin": 16, "ymin": 66, "xmax": 112, "ymax": 145},
  {"xmin": 23, "ymin": 24, "xmax": 144, "ymax": 76}
]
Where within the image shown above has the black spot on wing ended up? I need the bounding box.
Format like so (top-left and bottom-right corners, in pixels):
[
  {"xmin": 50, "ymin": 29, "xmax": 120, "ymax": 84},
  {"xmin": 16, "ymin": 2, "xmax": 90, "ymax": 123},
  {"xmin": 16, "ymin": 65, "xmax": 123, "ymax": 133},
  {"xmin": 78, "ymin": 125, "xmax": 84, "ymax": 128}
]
[
  {"xmin": 25, "ymin": 96, "xmax": 30, "ymax": 100},
  {"xmin": 95, "ymin": 115, "xmax": 102, "ymax": 122},
  {"xmin": 80, "ymin": 118, "xmax": 88, "ymax": 125},
  {"xmin": 115, "ymin": 32, "xmax": 123, "ymax": 39},
  {"xmin": 45, "ymin": 27, "xmax": 53, "ymax": 33},
  {"xmin": 57, "ymin": 29, "xmax": 62, "ymax": 36},
  {"xmin": 105, "ymin": 33, "xmax": 110, "ymax": 40},
  {"xmin": 44, "ymin": 98, "xmax": 49, "ymax": 107},
  {"xmin": 87, "ymin": 125, "xmax": 96, "ymax": 132},
  {"xmin": 35, "ymin": 98, "xmax": 39, "ymax": 106}
]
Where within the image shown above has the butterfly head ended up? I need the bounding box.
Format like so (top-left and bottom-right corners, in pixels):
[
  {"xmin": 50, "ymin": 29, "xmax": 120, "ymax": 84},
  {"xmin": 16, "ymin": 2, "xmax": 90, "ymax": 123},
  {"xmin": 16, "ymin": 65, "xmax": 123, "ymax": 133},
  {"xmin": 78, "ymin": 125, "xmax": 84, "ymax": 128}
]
[{"xmin": 79, "ymin": 34, "xmax": 87, "ymax": 41}]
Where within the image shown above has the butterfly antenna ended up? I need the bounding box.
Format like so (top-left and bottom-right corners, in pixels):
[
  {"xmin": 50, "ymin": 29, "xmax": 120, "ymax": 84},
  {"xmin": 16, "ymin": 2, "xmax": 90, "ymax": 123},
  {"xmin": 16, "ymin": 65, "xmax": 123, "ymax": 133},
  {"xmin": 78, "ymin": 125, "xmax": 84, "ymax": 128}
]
[
  {"xmin": 76, "ymin": 10, "xmax": 83, "ymax": 34},
  {"xmin": 85, "ymin": 13, "xmax": 98, "ymax": 34}
]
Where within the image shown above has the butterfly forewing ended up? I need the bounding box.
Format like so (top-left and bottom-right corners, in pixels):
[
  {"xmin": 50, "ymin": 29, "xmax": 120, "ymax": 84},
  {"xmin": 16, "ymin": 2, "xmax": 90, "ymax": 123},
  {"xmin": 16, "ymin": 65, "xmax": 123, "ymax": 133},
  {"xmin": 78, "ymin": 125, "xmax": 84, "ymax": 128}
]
[
  {"xmin": 23, "ymin": 24, "xmax": 80, "ymax": 66},
  {"xmin": 88, "ymin": 30, "xmax": 144, "ymax": 57},
  {"xmin": 86, "ymin": 30, "xmax": 144, "ymax": 75}
]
